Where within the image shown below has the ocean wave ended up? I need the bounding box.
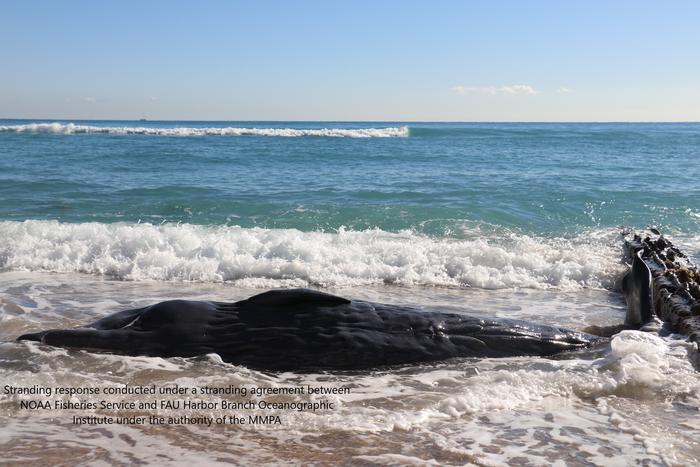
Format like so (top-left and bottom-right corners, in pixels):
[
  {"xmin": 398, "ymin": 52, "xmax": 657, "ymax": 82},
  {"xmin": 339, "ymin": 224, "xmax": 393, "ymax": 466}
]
[
  {"xmin": 0, "ymin": 122, "xmax": 409, "ymax": 138},
  {"xmin": 0, "ymin": 221, "xmax": 625, "ymax": 290}
]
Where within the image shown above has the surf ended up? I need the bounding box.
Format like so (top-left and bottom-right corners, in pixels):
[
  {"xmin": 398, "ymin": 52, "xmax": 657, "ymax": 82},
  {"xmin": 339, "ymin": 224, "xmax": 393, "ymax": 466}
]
[
  {"xmin": 0, "ymin": 122, "xmax": 409, "ymax": 138},
  {"xmin": 0, "ymin": 220, "xmax": 624, "ymax": 290}
]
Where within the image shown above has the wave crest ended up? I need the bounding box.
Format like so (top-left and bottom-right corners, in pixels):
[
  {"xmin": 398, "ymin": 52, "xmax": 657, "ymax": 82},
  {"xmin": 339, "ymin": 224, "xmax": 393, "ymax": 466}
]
[
  {"xmin": 0, "ymin": 123, "xmax": 408, "ymax": 138},
  {"xmin": 0, "ymin": 221, "xmax": 624, "ymax": 290}
]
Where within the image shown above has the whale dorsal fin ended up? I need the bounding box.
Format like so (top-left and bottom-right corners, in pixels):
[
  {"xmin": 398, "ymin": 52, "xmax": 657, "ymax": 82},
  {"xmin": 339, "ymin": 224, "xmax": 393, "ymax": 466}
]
[{"xmin": 244, "ymin": 288, "xmax": 351, "ymax": 308}]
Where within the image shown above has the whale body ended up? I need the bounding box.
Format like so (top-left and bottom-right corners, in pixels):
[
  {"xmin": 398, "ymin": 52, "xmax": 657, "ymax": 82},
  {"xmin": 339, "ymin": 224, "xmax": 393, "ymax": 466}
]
[{"xmin": 18, "ymin": 289, "xmax": 600, "ymax": 371}]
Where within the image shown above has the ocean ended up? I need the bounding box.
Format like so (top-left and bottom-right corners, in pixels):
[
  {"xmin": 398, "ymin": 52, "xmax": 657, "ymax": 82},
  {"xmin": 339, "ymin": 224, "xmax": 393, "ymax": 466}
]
[{"xmin": 1, "ymin": 120, "xmax": 699, "ymax": 465}]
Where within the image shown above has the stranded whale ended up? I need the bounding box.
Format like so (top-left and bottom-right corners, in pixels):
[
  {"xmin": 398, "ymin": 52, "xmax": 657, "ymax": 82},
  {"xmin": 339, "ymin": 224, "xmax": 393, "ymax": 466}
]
[
  {"xmin": 18, "ymin": 288, "xmax": 601, "ymax": 371},
  {"xmin": 23, "ymin": 230, "xmax": 688, "ymax": 371}
]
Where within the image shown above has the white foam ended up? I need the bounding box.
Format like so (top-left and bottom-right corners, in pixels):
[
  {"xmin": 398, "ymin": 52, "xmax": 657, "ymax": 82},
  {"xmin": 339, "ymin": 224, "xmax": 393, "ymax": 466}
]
[
  {"xmin": 591, "ymin": 330, "xmax": 699, "ymax": 396},
  {"xmin": 0, "ymin": 221, "xmax": 624, "ymax": 290},
  {"xmin": 352, "ymin": 454, "xmax": 440, "ymax": 465},
  {"xmin": 0, "ymin": 122, "xmax": 408, "ymax": 138},
  {"xmin": 403, "ymin": 332, "xmax": 699, "ymax": 445}
]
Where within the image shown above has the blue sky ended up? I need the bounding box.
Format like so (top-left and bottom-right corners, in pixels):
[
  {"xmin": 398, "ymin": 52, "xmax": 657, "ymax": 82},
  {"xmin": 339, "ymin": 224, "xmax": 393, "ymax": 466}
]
[{"xmin": 2, "ymin": 0, "xmax": 699, "ymax": 121}]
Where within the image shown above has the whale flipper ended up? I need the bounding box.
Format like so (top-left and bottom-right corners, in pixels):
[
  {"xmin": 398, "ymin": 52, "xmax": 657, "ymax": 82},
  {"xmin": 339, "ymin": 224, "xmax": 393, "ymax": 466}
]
[
  {"xmin": 242, "ymin": 288, "xmax": 351, "ymax": 308},
  {"xmin": 19, "ymin": 328, "xmax": 141, "ymax": 351},
  {"xmin": 16, "ymin": 307, "xmax": 147, "ymax": 343},
  {"xmin": 89, "ymin": 307, "xmax": 145, "ymax": 330}
]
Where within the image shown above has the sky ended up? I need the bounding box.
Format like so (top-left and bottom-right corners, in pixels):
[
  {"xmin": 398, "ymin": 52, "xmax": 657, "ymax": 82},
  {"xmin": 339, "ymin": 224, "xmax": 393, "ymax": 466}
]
[{"xmin": 1, "ymin": 0, "xmax": 699, "ymax": 121}]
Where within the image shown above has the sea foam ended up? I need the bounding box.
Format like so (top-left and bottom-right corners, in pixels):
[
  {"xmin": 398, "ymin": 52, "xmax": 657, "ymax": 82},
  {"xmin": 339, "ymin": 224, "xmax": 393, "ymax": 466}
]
[
  {"xmin": 0, "ymin": 122, "xmax": 409, "ymax": 138},
  {"xmin": 0, "ymin": 220, "xmax": 624, "ymax": 290}
]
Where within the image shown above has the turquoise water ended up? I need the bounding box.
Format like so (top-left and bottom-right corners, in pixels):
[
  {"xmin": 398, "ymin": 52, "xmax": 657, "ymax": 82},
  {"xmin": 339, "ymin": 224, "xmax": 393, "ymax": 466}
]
[{"xmin": 2, "ymin": 120, "xmax": 699, "ymax": 235}]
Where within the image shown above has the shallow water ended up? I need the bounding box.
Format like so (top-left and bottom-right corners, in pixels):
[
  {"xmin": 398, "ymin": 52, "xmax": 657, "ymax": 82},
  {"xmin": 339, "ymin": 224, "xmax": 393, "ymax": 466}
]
[{"xmin": 1, "ymin": 272, "xmax": 699, "ymax": 465}]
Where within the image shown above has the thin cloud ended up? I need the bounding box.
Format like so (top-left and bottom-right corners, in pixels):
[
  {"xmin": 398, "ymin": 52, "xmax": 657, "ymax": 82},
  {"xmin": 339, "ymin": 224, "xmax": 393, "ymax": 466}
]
[
  {"xmin": 500, "ymin": 85, "xmax": 539, "ymax": 95},
  {"xmin": 451, "ymin": 84, "xmax": 539, "ymax": 96},
  {"xmin": 556, "ymin": 86, "xmax": 573, "ymax": 94}
]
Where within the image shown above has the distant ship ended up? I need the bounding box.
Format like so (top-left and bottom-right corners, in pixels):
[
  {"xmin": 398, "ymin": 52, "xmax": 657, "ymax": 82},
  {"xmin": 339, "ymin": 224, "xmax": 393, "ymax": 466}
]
[{"xmin": 139, "ymin": 118, "xmax": 147, "ymax": 122}]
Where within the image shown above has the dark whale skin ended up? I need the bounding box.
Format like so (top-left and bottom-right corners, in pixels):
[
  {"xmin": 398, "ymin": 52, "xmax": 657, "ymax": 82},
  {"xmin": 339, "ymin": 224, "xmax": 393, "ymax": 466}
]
[
  {"xmin": 621, "ymin": 248, "xmax": 655, "ymax": 327},
  {"xmin": 17, "ymin": 289, "xmax": 599, "ymax": 371}
]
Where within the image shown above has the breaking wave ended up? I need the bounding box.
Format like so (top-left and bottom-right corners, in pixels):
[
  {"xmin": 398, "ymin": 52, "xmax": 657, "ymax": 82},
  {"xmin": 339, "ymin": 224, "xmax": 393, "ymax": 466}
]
[
  {"xmin": 0, "ymin": 220, "xmax": 625, "ymax": 290},
  {"xmin": 0, "ymin": 122, "xmax": 409, "ymax": 138}
]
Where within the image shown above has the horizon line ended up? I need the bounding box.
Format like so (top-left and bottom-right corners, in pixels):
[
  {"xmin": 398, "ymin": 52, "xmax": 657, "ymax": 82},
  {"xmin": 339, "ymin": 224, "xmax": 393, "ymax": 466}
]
[{"xmin": 1, "ymin": 117, "xmax": 699, "ymax": 124}]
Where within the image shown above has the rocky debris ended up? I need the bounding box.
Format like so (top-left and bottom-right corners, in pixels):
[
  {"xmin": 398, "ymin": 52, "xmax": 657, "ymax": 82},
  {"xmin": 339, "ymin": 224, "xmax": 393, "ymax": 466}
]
[{"xmin": 624, "ymin": 230, "xmax": 700, "ymax": 344}]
